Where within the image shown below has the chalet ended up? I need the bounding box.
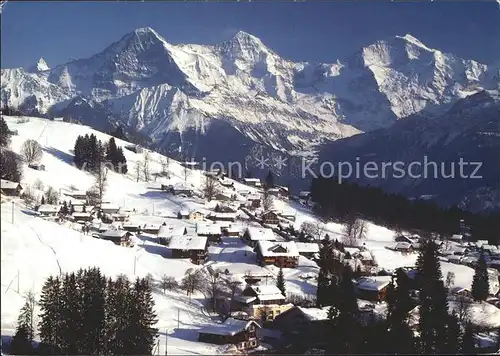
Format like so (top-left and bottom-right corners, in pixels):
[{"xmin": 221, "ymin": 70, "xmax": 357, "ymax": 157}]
[
  {"xmin": 142, "ymin": 224, "xmax": 162, "ymax": 235},
  {"xmin": 207, "ymin": 212, "xmax": 237, "ymax": 223},
  {"xmin": 196, "ymin": 223, "xmax": 222, "ymax": 243},
  {"xmin": 357, "ymin": 250, "xmax": 376, "ymax": 267},
  {"xmin": 101, "ymin": 230, "xmax": 134, "ymax": 247},
  {"xmin": 261, "ymin": 210, "xmax": 279, "ymax": 225},
  {"xmin": 238, "ymin": 285, "xmax": 286, "ymax": 306},
  {"xmin": 255, "ymin": 241, "xmax": 299, "ymax": 268},
  {"xmin": 0, "ymin": 179, "xmax": 22, "ymax": 196},
  {"xmin": 189, "ymin": 210, "xmax": 206, "ymax": 221},
  {"xmin": 215, "ymin": 202, "xmax": 238, "ymax": 213},
  {"xmin": 71, "ymin": 212, "xmax": 93, "ymax": 222},
  {"xmin": 355, "ymin": 276, "xmax": 392, "ymax": 302},
  {"xmin": 242, "ymin": 178, "xmax": 262, "ymax": 187},
  {"xmin": 168, "ymin": 235, "xmax": 208, "ymax": 264},
  {"xmin": 37, "ymin": 204, "xmax": 61, "ymax": 217},
  {"xmin": 171, "ymin": 184, "xmax": 194, "ymax": 197},
  {"xmin": 100, "ymin": 204, "xmax": 120, "ymax": 215},
  {"xmin": 295, "ymin": 242, "xmax": 320, "ymax": 258},
  {"xmin": 273, "ymin": 306, "xmax": 331, "ymax": 348},
  {"xmin": 267, "ymin": 188, "xmax": 280, "ymax": 197},
  {"xmin": 278, "ymin": 210, "xmax": 296, "ymax": 222},
  {"xmin": 450, "ymin": 234, "xmax": 463, "ymax": 241},
  {"xmin": 158, "ymin": 225, "xmax": 187, "ymax": 239},
  {"xmin": 111, "ymin": 213, "xmax": 129, "ymax": 222},
  {"xmin": 176, "ymin": 210, "xmax": 189, "ymax": 219},
  {"xmin": 276, "ymin": 185, "xmax": 289, "ymax": 198},
  {"xmin": 122, "ymin": 223, "xmax": 142, "ymax": 233},
  {"xmin": 65, "ymin": 190, "xmax": 88, "ymax": 200},
  {"xmin": 246, "ymin": 194, "xmax": 261, "ymax": 208},
  {"xmin": 242, "ymin": 227, "xmax": 276, "ymax": 247},
  {"xmin": 394, "ymin": 242, "xmax": 413, "ymax": 253},
  {"xmin": 28, "ymin": 163, "xmax": 45, "ymax": 171},
  {"xmin": 197, "ymin": 318, "xmax": 260, "ymax": 350},
  {"xmin": 222, "ymin": 225, "xmax": 243, "ymax": 237}
]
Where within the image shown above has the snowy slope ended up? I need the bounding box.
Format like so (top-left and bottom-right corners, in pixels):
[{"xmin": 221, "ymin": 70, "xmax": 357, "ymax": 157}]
[
  {"xmin": 2, "ymin": 116, "xmax": 498, "ymax": 351},
  {"xmin": 2, "ymin": 28, "xmax": 497, "ymax": 159}
]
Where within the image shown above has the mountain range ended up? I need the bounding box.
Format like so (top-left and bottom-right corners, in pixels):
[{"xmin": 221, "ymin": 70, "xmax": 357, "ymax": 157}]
[{"xmin": 1, "ymin": 27, "xmax": 499, "ymax": 211}]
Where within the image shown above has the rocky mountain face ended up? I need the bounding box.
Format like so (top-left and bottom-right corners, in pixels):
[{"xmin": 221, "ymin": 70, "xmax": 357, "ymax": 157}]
[
  {"xmin": 1, "ymin": 27, "xmax": 499, "ymax": 210},
  {"xmin": 315, "ymin": 90, "xmax": 500, "ymax": 213}
]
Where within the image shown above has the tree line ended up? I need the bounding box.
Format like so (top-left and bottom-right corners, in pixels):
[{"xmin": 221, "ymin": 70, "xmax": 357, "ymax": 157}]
[
  {"xmin": 74, "ymin": 134, "xmax": 128, "ymax": 174},
  {"xmin": 10, "ymin": 267, "xmax": 158, "ymax": 355},
  {"xmin": 310, "ymin": 177, "xmax": 500, "ymax": 244},
  {"xmin": 309, "ymin": 236, "xmax": 492, "ymax": 354}
]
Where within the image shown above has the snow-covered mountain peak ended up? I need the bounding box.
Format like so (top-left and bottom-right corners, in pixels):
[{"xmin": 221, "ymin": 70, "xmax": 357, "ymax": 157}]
[
  {"xmin": 396, "ymin": 34, "xmax": 434, "ymax": 51},
  {"xmin": 27, "ymin": 57, "xmax": 50, "ymax": 73}
]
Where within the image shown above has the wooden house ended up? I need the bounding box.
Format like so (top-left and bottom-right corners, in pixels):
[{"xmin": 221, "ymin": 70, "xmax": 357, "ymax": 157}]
[
  {"xmin": 142, "ymin": 224, "xmax": 162, "ymax": 235},
  {"xmin": 189, "ymin": 210, "xmax": 206, "ymax": 221},
  {"xmin": 37, "ymin": 204, "xmax": 61, "ymax": 217},
  {"xmin": 207, "ymin": 212, "xmax": 237, "ymax": 223},
  {"xmin": 171, "ymin": 184, "xmax": 194, "ymax": 196},
  {"xmin": 237, "ymin": 285, "xmax": 286, "ymax": 306},
  {"xmin": 197, "ymin": 318, "xmax": 260, "ymax": 350},
  {"xmin": 273, "ymin": 306, "xmax": 331, "ymax": 348},
  {"xmin": 65, "ymin": 190, "xmax": 88, "ymax": 200},
  {"xmin": 278, "ymin": 210, "xmax": 296, "ymax": 222},
  {"xmin": 215, "ymin": 202, "xmax": 238, "ymax": 213},
  {"xmin": 255, "ymin": 241, "xmax": 299, "ymax": 268},
  {"xmin": 111, "ymin": 213, "xmax": 129, "ymax": 222},
  {"xmin": 100, "ymin": 203, "xmax": 120, "ymax": 215},
  {"xmin": 295, "ymin": 242, "xmax": 320, "ymax": 258},
  {"xmin": 355, "ymin": 276, "xmax": 392, "ymax": 302},
  {"xmin": 220, "ymin": 180, "xmax": 234, "ymax": 188},
  {"xmin": 222, "ymin": 225, "xmax": 243, "ymax": 237},
  {"xmin": 394, "ymin": 242, "xmax": 413, "ymax": 254},
  {"xmin": 101, "ymin": 230, "xmax": 134, "ymax": 247},
  {"xmin": 71, "ymin": 212, "xmax": 93, "ymax": 223},
  {"xmin": 261, "ymin": 210, "xmax": 279, "ymax": 225},
  {"xmin": 168, "ymin": 235, "xmax": 208, "ymax": 264},
  {"xmin": 0, "ymin": 179, "xmax": 22, "ymax": 196},
  {"xmin": 246, "ymin": 194, "xmax": 261, "ymax": 208},
  {"xmin": 122, "ymin": 223, "xmax": 142, "ymax": 233},
  {"xmin": 177, "ymin": 210, "xmax": 190, "ymax": 219},
  {"xmin": 242, "ymin": 178, "xmax": 262, "ymax": 187},
  {"xmin": 196, "ymin": 223, "xmax": 222, "ymax": 244},
  {"xmin": 242, "ymin": 227, "xmax": 276, "ymax": 247}
]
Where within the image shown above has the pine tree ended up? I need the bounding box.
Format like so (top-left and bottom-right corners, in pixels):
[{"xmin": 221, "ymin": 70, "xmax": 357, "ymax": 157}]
[
  {"xmin": 9, "ymin": 325, "xmax": 33, "ymax": 355},
  {"xmin": 0, "ymin": 116, "xmax": 11, "ymax": 147},
  {"xmin": 38, "ymin": 276, "xmax": 63, "ymax": 354},
  {"xmin": 265, "ymin": 170, "xmax": 274, "ymax": 190},
  {"xmin": 316, "ymin": 269, "xmax": 330, "ymax": 308},
  {"xmin": 61, "ymin": 201, "xmax": 68, "ymax": 215},
  {"xmin": 443, "ymin": 312, "xmax": 461, "ymax": 354},
  {"xmin": 471, "ymin": 251, "xmax": 489, "ymax": 301},
  {"xmin": 59, "ymin": 272, "xmax": 82, "ymax": 354},
  {"xmin": 276, "ymin": 267, "xmax": 286, "ymax": 297},
  {"xmin": 105, "ymin": 275, "xmax": 132, "ymax": 354},
  {"xmin": 462, "ymin": 323, "xmax": 475, "ymax": 354},
  {"xmin": 40, "ymin": 195, "xmax": 45, "ymax": 205},
  {"xmin": 10, "ymin": 291, "xmax": 36, "ymax": 355}
]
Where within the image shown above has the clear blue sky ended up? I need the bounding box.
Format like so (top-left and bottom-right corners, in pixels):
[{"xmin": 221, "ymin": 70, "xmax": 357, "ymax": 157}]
[{"xmin": 1, "ymin": 1, "xmax": 499, "ymax": 69}]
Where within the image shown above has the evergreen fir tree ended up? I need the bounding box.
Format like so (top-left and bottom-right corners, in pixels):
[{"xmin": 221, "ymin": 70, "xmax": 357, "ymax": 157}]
[
  {"xmin": 0, "ymin": 116, "xmax": 11, "ymax": 147},
  {"xmin": 462, "ymin": 323, "xmax": 475, "ymax": 354},
  {"xmin": 9, "ymin": 325, "xmax": 33, "ymax": 355},
  {"xmin": 105, "ymin": 275, "xmax": 132, "ymax": 354},
  {"xmin": 316, "ymin": 269, "xmax": 330, "ymax": 308},
  {"xmin": 40, "ymin": 195, "xmax": 45, "ymax": 205},
  {"xmin": 10, "ymin": 291, "xmax": 36, "ymax": 355},
  {"xmin": 471, "ymin": 251, "xmax": 489, "ymax": 301},
  {"xmin": 59, "ymin": 272, "xmax": 82, "ymax": 354},
  {"xmin": 61, "ymin": 201, "xmax": 68, "ymax": 215},
  {"xmin": 265, "ymin": 170, "xmax": 274, "ymax": 190},
  {"xmin": 38, "ymin": 276, "xmax": 63, "ymax": 354},
  {"xmin": 443, "ymin": 312, "xmax": 461, "ymax": 354},
  {"xmin": 276, "ymin": 267, "xmax": 286, "ymax": 297}
]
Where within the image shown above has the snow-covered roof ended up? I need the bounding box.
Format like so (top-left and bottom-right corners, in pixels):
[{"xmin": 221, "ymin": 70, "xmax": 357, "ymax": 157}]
[
  {"xmin": 243, "ymin": 178, "xmax": 261, "ymax": 183},
  {"xmin": 279, "ymin": 210, "xmax": 296, "ymax": 217},
  {"xmin": 173, "ymin": 183, "xmax": 193, "ymax": 191},
  {"xmin": 344, "ymin": 247, "xmax": 360, "ymax": 255},
  {"xmin": 198, "ymin": 318, "xmax": 260, "ymax": 336},
  {"xmin": 483, "ymin": 245, "xmax": 498, "ymax": 251},
  {"xmin": 168, "ymin": 235, "xmax": 207, "ymax": 251},
  {"xmin": 257, "ymin": 241, "xmax": 299, "ymax": 257},
  {"xmin": 0, "ymin": 179, "xmax": 21, "ymax": 190},
  {"xmin": 122, "ymin": 222, "xmax": 141, "ymax": 228},
  {"xmin": 395, "ymin": 242, "xmax": 412, "ymax": 250},
  {"xmin": 72, "ymin": 212, "xmax": 91, "ymax": 218},
  {"xmin": 356, "ymin": 276, "xmax": 392, "ymax": 291},
  {"xmin": 298, "ymin": 306, "xmax": 330, "ymax": 321},
  {"xmin": 66, "ymin": 190, "xmax": 87, "ymax": 197},
  {"xmin": 68, "ymin": 199, "xmax": 86, "ymax": 206},
  {"xmin": 247, "ymin": 285, "xmax": 286, "ymax": 301},
  {"xmin": 246, "ymin": 227, "xmax": 276, "ymax": 241},
  {"xmin": 247, "ymin": 194, "xmax": 261, "ymax": 201},
  {"xmin": 295, "ymin": 242, "xmax": 320, "ymax": 254},
  {"xmin": 451, "ymin": 234, "xmax": 463, "ymax": 240},
  {"xmin": 208, "ymin": 212, "xmax": 237, "ymax": 220},
  {"xmin": 102, "ymin": 230, "xmax": 129, "ymax": 238},
  {"xmin": 142, "ymin": 223, "xmax": 161, "ymax": 230},
  {"xmin": 196, "ymin": 223, "xmax": 221, "ymax": 235},
  {"xmin": 358, "ymin": 251, "xmax": 373, "ymax": 261},
  {"xmin": 158, "ymin": 225, "xmax": 186, "ymax": 238},
  {"xmin": 38, "ymin": 204, "xmax": 61, "ymax": 213}
]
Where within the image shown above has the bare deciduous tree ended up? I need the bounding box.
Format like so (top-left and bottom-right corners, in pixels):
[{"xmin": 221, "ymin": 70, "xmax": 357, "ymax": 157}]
[
  {"xmin": 203, "ymin": 176, "xmax": 221, "ymax": 202},
  {"xmin": 44, "ymin": 186, "xmax": 59, "ymax": 205},
  {"xmin": 342, "ymin": 217, "xmax": 368, "ymax": 246},
  {"xmin": 21, "ymin": 185, "xmax": 37, "ymax": 208},
  {"xmin": 93, "ymin": 164, "xmax": 108, "ymax": 207},
  {"xmin": 159, "ymin": 156, "xmax": 170, "ymax": 177},
  {"xmin": 205, "ymin": 268, "xmax": 223, "ymax": 312},
  {"xmin": 225, "ymin": 279, "xmax": 242, "ymax": 315},
  {"xmin": 262, "ymin": 191, "xmax": 274, "ymax": 212},
  {"xmin": 258, "ymin": 305, "xmax": 273, "ymax": 322},
  {"xmin": 445, "ymin": 271, "xmax": 456, "ymax": 289},
  {"xmin": 33, "ymin": 178, "xmax": 44, "ymax": 191},
  {"xmin": 134, "ymin": 160, "xmax": 142, "ymax": 182},
  {"xmin": 181, "ymin": 269, "xmax": 205, "ymax": 300},
  {"xmin": 453, "ymin": 294, "xmax": 472, "ymax": 324},
  {"xmin": 158, "ymin": 275, "xmax": 178, "ymax": 294},
  {"xmin": 300, "ymin": 221, "xmax": 324, "ymax": 240},
  {"xmin": 21, "ymin": 139, "xmax": 43, "ymax": 164},
  {"xmin": 142, "ymin": 151, "xmax": 151, "ymax": 182}
]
